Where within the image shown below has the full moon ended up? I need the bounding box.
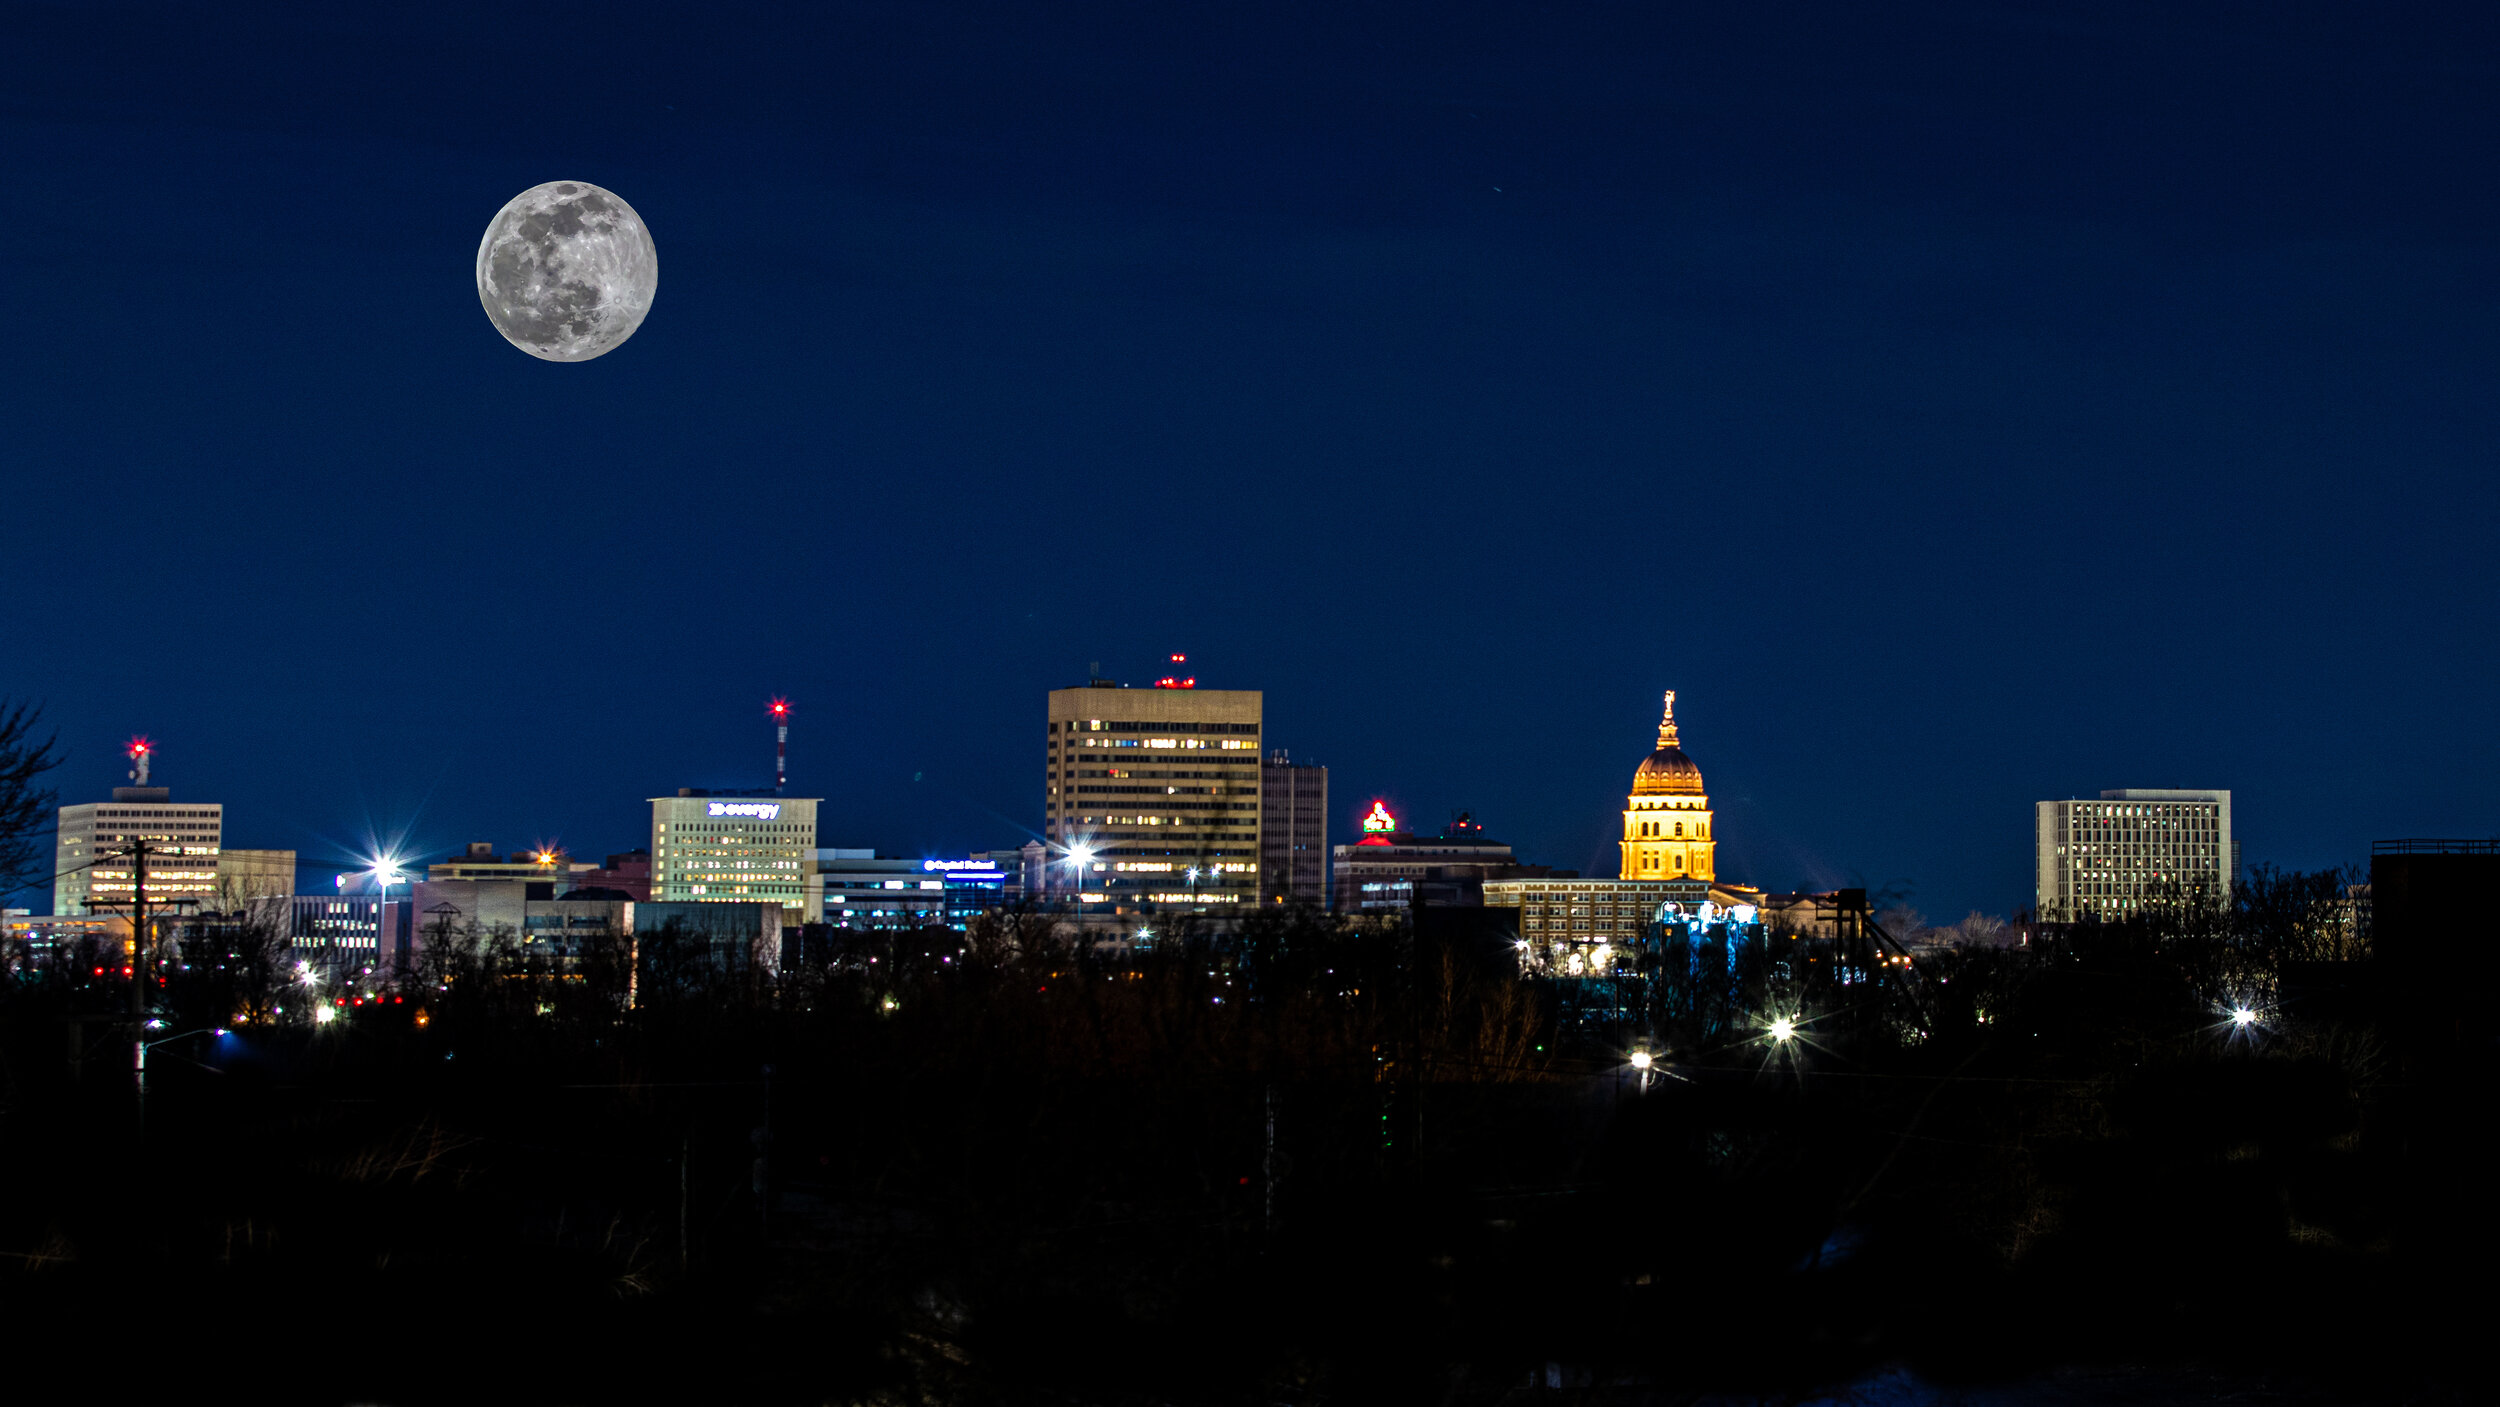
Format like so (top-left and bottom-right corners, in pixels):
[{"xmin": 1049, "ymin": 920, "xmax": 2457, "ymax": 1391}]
[{"xmin": 474, "ymin": 180, "xmax": 658, "ymax": 362}]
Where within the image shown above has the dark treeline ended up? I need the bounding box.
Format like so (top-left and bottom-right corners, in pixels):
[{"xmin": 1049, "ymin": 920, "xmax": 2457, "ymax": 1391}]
[{"xmin": 0, "ymin": 865, "xmax": 2468, "ymax": 1403}]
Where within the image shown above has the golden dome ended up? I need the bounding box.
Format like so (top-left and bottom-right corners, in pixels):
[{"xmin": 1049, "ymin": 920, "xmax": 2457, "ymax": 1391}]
[{"xmin": 1630, "ymin": 691, "xmax": 1705, "ymax": 796}]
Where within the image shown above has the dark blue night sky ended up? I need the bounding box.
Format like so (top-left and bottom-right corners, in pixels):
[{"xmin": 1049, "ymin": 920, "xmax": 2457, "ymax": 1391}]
[{"xmin": 5, "ymin": 2, "xmax": 2496, "ymax": 919}]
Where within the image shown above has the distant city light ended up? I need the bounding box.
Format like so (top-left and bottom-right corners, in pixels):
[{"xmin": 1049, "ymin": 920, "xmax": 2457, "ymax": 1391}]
[
  {"xmin": 1769, "ymin": 1017, "xmax": 1797, "ymax": 1043},
  {"xmin": 2232, "ymin": 1007, "xmax": 2258, "ymax": 1027},
  {"xmin": 315, "ymin": 1005, "xmax": 337, "ymax": 1025},
  {"xmin": 1629, "ymin": 1051, "xmax": 1653, "ymax": 1070}
]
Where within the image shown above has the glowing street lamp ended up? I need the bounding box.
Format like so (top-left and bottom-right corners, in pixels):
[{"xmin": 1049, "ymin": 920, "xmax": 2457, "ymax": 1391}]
[
  {"xmin": 1628, "ymin": 1050, "xmax": 1653, "ymax": 1071},
  {"xmin": 2231, "ymin": 1007, "xmax": 2258, "ymax": 1028},
  {"xmin": 1768, "ymin": 1017, "xmax": 1798, "ymax": 1044},
  {"xmin": 367, "ymin": 855, "xmax": 406, "ymax": 975}
]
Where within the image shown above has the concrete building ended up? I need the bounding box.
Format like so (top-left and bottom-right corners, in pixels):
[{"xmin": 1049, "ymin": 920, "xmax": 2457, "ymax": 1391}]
[
  {"xmin": 1332, "ymin": 804, "xmax": 1550, "ymax": 913},
  {"xmin": 427, "ymin": 842, "xmax": 596, "ymax": 895},
  {"xmin": 575, "ymin": 849, "xmax": 652, "ymax": 901},
  {"xmin": 985, "ymin": 841, "xmax": 1051, "ymax": 901},
  {"xmin": 216, "ymin": 849, "xmax": 296, "ymax": 903},
  {"xmin": 1046, "ymin": 679, "xmax": 1262, "ymax": 915},
  {"xmin": 627, "ymin": 900, "xmax": 784, "ymax": 977},
  {"xmin": 270, "ymin": 894, "xmax": 410, "ymax": 967},
  {"xmin": 1260, "ymin": 750, "xmax": 1328, "ymax": 907},
  {"xmin": 816, "ymin": 851, "xmax": 1024, "ymax": 931},
  {"xmin": 2035, "ymin": 789, "xmax": 2235, "ymax": 922},
  {"xmin": 1619, "ymin": 691, "xmax": 1716, "ymax": 883},
  {"xmin": 1483, "ymin": 877, "xmax": 1767, "ymax": 953},
  {"xmin": 53, "ymin": 786, "xmax": 223, "ymax": 918},
  {"xmin": 649, "ymin": 791, "xmax": 819, "ymax": 916}
]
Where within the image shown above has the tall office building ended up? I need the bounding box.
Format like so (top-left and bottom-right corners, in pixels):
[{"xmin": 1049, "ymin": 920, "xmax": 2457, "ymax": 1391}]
[
  {"xmin": 1619, "ymin": 691, "xmax": 1715, "ymax": 882},
  {"xmin": 1260, "ymin": 750, "xmax": 1327, "ymax": 906},
  {"xmin": 648, "ymin": 790, "xmax": 820, "ymax": 916},
  {"xmin": 2035, "ymin": 789, "xmax": 2234, "ymax": 922},
  {"xmin": 1045, "ymin": 680, "xmax": 1263, "ymax": 913},
  {"xmin": 54, "ymin": 788, "xmax": 223, "ymax": 918}
]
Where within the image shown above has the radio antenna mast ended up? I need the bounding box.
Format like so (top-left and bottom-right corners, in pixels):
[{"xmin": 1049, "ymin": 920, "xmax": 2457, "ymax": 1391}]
[{"xmin": 770, "ymin": 699, "xmax": 790, "ymax": 796}]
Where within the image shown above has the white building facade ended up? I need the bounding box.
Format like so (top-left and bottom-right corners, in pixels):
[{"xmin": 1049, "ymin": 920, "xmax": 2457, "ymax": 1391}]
[
  {"xmin": 54, "ymin": 790, "xmax": 223, "ymax": 918},
  {"xmin": 2034, "ymin": 788, "xmax": 2236, "ymax": 923},
  {"xmin": 648, "ymin": 791, "xmax": 820, "ymax": 917}
]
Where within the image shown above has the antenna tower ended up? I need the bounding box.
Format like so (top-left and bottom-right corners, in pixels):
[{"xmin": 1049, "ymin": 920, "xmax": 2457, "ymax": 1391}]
[{"xmin": 770, "ymin": 699, "xmax": 790, "ymax": 796}]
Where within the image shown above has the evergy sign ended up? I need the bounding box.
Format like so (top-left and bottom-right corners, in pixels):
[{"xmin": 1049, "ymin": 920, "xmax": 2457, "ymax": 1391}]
[{"xmin": 707, "ymin": 802, "xmax": 782, "ymax": 819}]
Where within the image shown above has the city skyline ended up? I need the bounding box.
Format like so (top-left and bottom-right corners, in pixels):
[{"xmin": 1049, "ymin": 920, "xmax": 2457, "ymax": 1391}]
[
  {"xmin": 2, "ymin": 671, "xmax": 2363, "ymax": 923},
  {"xmin": 8, "ymin": 4, "xmax": 2496, "ymax": 922}
]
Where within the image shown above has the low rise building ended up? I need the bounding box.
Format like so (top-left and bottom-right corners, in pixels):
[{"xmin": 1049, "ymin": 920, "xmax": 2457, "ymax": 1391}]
[
  {"xmin": 817, "ymin": 851, "xmax": 1024, "ymax": 932},
  {"xmin": 216, "ymin": 849, "xmax": 296, "ymax": 902},
  {"xmin": 1482, "ymin": 877, "xmax": 1767, "ymax": 956},
  {"xmin": 575, "ymin": 849, "xmax": 652, "ymax": 901},
  {"xmin": 427, "ymin": 842, "xmax": 596, "ymax": 896},
  {"xmin": 1332, "ymin": 803, "xmax": 1562, "ymax": 913}
]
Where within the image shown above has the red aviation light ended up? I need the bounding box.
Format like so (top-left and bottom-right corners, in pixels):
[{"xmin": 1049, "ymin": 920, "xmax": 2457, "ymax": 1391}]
[{"xmin": 769, "ymin": 698, "xmax": 790, "ymax": 717}]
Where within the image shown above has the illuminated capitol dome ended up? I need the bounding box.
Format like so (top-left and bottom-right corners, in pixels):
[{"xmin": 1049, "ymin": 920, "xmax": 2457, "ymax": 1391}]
[{"xmin": 1619, "ymin": 691, "xmax": 1715, "ymax": 881}]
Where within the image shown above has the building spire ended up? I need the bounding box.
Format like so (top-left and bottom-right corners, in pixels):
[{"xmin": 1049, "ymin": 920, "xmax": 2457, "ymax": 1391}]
[{"xmin": 1657, "ymin": 690, "xmax": 1680, "ymax": 747}]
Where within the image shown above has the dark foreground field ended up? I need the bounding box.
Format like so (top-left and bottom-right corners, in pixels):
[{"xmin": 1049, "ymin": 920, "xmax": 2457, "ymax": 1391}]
[{"xmin": 0, "ymin": 898, "xmax": 2482, "ymax": 1405}]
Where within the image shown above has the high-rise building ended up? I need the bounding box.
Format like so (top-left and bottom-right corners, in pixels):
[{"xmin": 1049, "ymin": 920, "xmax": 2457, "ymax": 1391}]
[
  {"xmin": 1045, "ymin": 680, "xmax": 1263, "ymax": 913},
  {"xmin": 1619, "ymin": 691, "xmax": 1715, "ymax": 883},
  {"xmin": 2034, "ymin": 789, "xmax": 2235, "ymax": 922},
  {"xmin": 648, "ymin": 790, "xmax": 820, "ymax": 917},
  {"xmin": 1260, "ymin": 750, "xmax": 1327, "ymax": 907},
  {"xmin": 54, "ymin": 787, "xmax": 223, "ymax": 918}
]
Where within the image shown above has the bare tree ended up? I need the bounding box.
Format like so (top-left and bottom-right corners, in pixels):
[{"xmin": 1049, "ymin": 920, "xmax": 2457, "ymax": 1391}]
[{"xmin": 0, "ymin": 699, "xmax": 62, "ymax": 900}]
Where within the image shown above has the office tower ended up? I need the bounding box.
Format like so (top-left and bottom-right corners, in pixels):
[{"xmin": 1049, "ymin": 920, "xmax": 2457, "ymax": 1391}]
[
  {"xmin": 1045, "ymin": 678, "xmax": 1262, "ymax": 913},
  {"xmin": 54, "ymin": 789, "xmax": 222, "ymax": 918},
  {"xmin": 1259, "ymin": 750, "xmax": 1327, "ymax": 906},
  {"xmin": 2035, "ymin": 789, "xmax": 2234, "ymax": 922},
  {"xmin": 649, "ymin": 789, "xmax": 820, "ymax": 916}
]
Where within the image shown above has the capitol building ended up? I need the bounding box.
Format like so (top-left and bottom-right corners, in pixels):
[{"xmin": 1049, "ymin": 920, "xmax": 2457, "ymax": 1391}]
[{"xmin": 1483, "ymin": 690, "xmax": 1763, "ymax": 957}]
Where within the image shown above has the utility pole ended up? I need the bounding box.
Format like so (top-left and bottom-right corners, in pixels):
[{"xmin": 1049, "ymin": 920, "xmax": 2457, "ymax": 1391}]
[
  {"xmin": 122, "ymin": 837, "xmax": 152, "ymax": 1136},
  {"xmin": 129, "ymin": 837, "xmax": 150, "ymax": 1026}
]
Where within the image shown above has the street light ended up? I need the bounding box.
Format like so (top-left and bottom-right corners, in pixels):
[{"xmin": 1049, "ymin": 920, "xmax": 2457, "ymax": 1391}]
[
  {"xmin": 1768, "ymin": 1017, "xmax": 1798, "ymax": 1044},
  {"xmin": 367, "ymin": 855, "xmax": 406, "ymax": 982},
  {"xmin": 2231, "ymin": 1006, "xmax": 2258, "ymax": 1028}
]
